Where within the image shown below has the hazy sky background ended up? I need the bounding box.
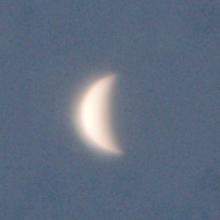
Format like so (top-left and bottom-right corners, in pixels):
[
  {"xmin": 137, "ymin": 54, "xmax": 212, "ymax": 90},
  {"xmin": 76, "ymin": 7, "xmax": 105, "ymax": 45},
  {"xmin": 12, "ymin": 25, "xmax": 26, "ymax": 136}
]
[{"xmin": 1, "ymin": 0, "xmax": 220, "ymax": 219}]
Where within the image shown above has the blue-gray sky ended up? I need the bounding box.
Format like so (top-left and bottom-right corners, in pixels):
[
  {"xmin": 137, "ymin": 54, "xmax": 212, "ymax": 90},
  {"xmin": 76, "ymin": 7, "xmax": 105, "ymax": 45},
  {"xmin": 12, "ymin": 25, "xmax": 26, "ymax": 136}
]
[{"xmin": 1, "ymin": 0, "xmax": 220, "ymax": 219}]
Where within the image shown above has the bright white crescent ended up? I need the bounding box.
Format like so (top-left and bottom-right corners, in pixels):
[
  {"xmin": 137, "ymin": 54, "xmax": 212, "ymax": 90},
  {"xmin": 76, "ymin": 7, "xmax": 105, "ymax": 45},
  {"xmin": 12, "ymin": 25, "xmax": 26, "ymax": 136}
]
[{"xmin": 74, "ymin": 74, "xmax": 122, "ymax": 155}]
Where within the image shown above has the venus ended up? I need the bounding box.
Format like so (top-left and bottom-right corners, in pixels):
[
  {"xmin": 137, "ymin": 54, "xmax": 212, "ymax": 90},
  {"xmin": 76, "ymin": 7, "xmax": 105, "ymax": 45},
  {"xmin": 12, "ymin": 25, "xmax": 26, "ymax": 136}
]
[{"xmin": 73, "ymin": 73, "xmax": 122, "ymax": 156}]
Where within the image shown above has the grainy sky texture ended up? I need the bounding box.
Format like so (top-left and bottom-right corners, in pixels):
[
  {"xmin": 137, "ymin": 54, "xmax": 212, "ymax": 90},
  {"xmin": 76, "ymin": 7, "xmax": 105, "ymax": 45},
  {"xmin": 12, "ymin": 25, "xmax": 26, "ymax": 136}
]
[{"xmin": 1, "ymin": 0, "xmax": 220, "ymax": 219}]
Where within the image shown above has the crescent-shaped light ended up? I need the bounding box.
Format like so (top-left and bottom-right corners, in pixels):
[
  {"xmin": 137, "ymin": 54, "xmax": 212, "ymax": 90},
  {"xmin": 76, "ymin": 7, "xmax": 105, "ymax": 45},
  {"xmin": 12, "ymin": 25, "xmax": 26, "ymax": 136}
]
[{"xmin": 73, "ymin": 74, "xmax": 122, "ymax": 155}]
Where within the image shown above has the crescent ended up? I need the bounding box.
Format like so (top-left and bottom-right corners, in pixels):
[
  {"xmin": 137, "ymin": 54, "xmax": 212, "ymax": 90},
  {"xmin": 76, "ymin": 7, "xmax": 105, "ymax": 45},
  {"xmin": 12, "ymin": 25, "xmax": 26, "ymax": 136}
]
[{"xmin": 74, "ymin": 74, "xmax": 122, "ymax": 155}]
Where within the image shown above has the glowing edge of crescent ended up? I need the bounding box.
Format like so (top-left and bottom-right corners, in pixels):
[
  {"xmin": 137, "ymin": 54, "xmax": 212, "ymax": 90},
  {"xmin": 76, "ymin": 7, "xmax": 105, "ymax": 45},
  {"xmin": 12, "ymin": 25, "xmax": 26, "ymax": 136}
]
[{"xmin": 73, "ymin": 74, "xmax": 123, "ymax": 156}]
